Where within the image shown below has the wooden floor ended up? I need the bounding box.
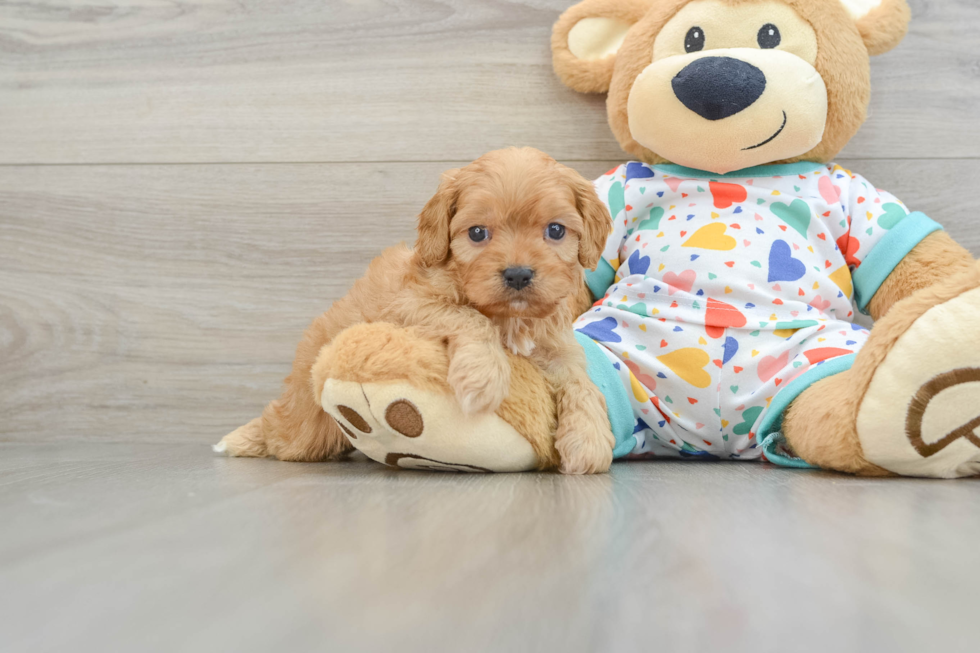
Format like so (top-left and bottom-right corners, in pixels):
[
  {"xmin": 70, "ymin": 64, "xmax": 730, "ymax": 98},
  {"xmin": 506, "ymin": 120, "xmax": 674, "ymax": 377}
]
[{"xmin": 1, "ymin": 1, "xmax": 979, "ymax": 650}]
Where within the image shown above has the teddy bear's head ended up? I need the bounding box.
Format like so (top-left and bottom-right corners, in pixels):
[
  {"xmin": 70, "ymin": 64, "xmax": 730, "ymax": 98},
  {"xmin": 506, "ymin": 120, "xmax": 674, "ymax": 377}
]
[{"xmin": 553, "ymin": 0, "xmax": 910, "ymax": 174}]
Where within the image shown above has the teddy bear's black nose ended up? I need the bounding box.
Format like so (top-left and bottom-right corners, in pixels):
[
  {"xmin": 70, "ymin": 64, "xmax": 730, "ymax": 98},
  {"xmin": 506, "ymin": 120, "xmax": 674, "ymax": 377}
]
[{"xmin": 672, "ymin": 56, "xmax": 767, "ymax": 121}]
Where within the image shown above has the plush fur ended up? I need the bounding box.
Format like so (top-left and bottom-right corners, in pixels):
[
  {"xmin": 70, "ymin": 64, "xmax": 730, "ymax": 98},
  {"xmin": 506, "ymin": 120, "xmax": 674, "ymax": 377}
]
[
  {"xmin": 552, "ymin": 0, "xmax": 911, "ymax": 171},
  {"xmin": 218, "ymin": 147, "xmax": 613, "ymax": 473}
]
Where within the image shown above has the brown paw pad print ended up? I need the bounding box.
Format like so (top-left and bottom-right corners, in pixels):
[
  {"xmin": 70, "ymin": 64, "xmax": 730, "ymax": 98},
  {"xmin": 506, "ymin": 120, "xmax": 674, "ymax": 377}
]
[
  {"xmin": 337, "ymin": 405, "xmax": 372, "ymax": 439},
  {"xmin": 906, "ymin": 368, "xmax": 980, "ymax": 457},
  {"xmin": 385, "ymin": 399, "xmax": 424, "ymax": 438}
]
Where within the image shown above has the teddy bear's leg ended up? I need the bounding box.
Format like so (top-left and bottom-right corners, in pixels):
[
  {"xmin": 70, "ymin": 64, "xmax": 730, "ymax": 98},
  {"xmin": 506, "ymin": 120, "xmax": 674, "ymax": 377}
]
[
  {"xmin": 312, "ymin": 323, "xmax": 560, "ymax": 472},
  {"xmin": 782, "ymin": 262, "xmax": 980, "ymax": 478}
]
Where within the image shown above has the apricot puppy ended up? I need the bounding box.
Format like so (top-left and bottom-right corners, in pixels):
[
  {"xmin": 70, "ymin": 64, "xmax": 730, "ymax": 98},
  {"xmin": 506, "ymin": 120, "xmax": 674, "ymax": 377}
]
[{"xmin": 217, "ymin": 147, "xmax": 616, "ymax": 474}]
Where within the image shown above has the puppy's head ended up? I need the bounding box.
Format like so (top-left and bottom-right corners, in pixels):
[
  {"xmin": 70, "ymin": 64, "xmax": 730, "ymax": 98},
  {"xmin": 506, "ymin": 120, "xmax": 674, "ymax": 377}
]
[{"xmin": 416, "ymin": 147, "xmax": 609, "ymax": 319}]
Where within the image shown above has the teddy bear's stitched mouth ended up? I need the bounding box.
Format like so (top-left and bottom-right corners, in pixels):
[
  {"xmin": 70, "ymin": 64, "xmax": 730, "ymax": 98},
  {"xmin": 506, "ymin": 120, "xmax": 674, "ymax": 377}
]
[{"xmin": 743, "ymin": 110, "xmax": 788, "ymax": 151}]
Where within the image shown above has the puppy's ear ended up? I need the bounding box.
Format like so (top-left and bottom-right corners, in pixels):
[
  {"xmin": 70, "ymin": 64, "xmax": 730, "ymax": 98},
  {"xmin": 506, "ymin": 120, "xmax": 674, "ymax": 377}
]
[
  {"xmin": 552, "ymin": 0, "xmax": 652, "ymax": 94},
  {"xmin": 838, "ymin": 0, "xmax": 911, "ymax": 56},
  {"xmin": 561, "ymin": 166, "xmax": 611, "ymax": 270},
  {"xmin": 416, "ymin": 169, "xmax": 460, "ymax": 267}
]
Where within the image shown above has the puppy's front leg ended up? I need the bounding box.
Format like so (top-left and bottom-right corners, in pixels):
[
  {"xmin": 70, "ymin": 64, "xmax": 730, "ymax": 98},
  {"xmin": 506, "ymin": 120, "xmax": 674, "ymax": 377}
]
[
  {"xmin": 537, "ymin": 336, "xmax": 615, "ymax": 475},
  {"xmin": 390, "ymin": 297, "xmax": 511, "ymax": 415}
]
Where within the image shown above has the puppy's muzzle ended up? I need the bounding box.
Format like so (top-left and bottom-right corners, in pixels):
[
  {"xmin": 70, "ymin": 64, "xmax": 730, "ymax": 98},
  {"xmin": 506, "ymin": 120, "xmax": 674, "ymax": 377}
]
[
  {"xmin": 672, "ymin": 56, "xmax": 767, "ymax": 121},
  {"xmin": 502, "ymin": 266, "xmax": 535, "ymax": 291}
]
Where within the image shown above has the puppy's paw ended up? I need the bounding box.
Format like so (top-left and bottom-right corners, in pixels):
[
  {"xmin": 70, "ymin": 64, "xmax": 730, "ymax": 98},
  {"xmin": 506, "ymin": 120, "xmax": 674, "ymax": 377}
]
[
  {"xmin": 556, "ymin": 423, "xmax": 614, "ymax": 475},
  {"xmin": 448, "ymin": 343, "xmax": 511, "ymax": 415}
]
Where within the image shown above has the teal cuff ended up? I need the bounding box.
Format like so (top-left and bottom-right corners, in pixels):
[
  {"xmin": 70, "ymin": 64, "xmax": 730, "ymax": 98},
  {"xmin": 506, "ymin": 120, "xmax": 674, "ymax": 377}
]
[
  {"xmin": 584, "ymin": 258, "xmax": 616, "ymax": 301},
  {"xmin": 852, "ymin": 212, "xmax": 942, "ymax": 313},
  {"xmin": 756, "ymin": 354, "xmax": 856, "ymax": 470},
  {"xmin": 575, "ymin": 332, "xmax": 636, "ymax": 460}
]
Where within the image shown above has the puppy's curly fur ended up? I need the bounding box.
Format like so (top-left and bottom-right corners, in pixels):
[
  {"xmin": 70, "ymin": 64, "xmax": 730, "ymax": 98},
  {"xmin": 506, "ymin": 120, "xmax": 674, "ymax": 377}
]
[{"xmin": 218, "ymin": 147, "xmax": 615, "ymax": 473}]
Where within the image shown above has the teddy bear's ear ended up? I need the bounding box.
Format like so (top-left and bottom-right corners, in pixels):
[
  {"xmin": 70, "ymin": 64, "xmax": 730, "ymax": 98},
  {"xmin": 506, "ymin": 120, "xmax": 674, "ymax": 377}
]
[
  {"xmin": 838, "ymin": 0, "xmax": 911, "ymax": 56},
  {"xmin": 552, "ymin": 0, "xmax": 653, "ymax": 94}
]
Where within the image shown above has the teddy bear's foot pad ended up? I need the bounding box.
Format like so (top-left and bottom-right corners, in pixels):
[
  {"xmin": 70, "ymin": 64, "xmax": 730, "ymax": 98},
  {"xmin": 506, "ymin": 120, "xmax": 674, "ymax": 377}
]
[
  {"xmin": 321, "ymin": 379, "xmax": 540, "ymax": 473},
  {"xmin": 858, "ymin": 286, "xmax": 980, "ymax": 478}
]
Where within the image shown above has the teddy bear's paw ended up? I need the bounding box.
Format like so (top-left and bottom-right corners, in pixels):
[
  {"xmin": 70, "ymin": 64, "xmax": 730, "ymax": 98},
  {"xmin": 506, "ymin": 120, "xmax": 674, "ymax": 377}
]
[
  {"xmin": 857, "ymin": 286, "xmax": 980, "ymax": 478},
  {"xmin": 321, "ymin": 378, "xmax": 539, "ymax": 473},
  {"xmin": 555, "ymin": 423, "xmax": 614, "ymax": 475},
  {"xmin": 447, "ymin": 342, "xmax": 511, "ymax": 416}
]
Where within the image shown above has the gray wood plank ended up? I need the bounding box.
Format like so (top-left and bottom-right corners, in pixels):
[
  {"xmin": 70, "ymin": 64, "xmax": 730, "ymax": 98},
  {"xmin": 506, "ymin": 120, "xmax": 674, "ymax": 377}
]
[
  {"xmin": 2, "ymin": 442, "xmax": 979, "ymax": 653},
  {"xmin": 1, "ymin": 159, "xmax": 977, "ymax": 444},
  {"xmin": 0, "ymin": 0, "xmax": 977, "ymax": 164}
]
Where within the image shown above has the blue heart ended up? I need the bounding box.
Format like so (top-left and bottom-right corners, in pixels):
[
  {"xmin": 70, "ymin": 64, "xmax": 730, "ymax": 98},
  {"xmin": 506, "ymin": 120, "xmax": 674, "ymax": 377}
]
[
  {"xmin": 653, "ymin": 285, "xmax": 662, "ymax": 293},
  {"xmin": 745, "ymin": 303, "xmax": 756, "ymax": 309},
  {"xmin": 691, "ymin": 255, "xmax": 700, "ymax": 261},
  {"xmin": 626, "ymin": 162, "xmax": 655, "ymax": 182},
  {"xmin": 673, "ymin": 326, "xmax": 683, "ymax": 332},
  {"xmin": 628, "ymin": 249, "xmax": 651, "ymax": 275},
  {"xmin": 576, "ymin": 317, "xmax": 622, "ymax": 343},
  {"xmin": 696, "ymin": 289, "xmax": 704, "ymax": 296},
  {"xmin": 723, "ymin": 337, "xmax": 739, "ymax": 364},
  {"xmin": 657, "ymin": 372, "xmax": 667, "ymax": 379},
  {"xmin": 734, "ymin": 206, "xmax": 743, "ymax": 214},
  {"xmin": 756, "ymin": 228, "xmax": 764, "ymax": 235},
  {"xmin": 657, "ymin": 191, "xmax": 664, "ymax": 198},
  {"xmin": 768, "ymin": 240, "xmax": 806, "ymax": 282}
]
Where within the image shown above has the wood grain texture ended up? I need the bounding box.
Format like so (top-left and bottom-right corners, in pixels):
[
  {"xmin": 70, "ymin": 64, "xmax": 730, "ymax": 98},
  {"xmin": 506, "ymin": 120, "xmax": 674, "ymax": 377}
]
[
  {"xmin": 2, "ymin": 159, "xmax": 979, "ymax": 443},
  {"xmin": 2, "ymin": 443, "xmax": 980, "ymax": 653},
  {"xmin": 0, "ymin": 0, "xmax": 978, "ymax": 164}
]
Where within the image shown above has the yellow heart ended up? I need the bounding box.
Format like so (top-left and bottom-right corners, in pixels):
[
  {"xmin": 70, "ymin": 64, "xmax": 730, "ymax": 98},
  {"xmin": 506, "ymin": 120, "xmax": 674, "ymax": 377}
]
[
  {"xmin": 657, "ymin": 348, "xmax": 712, "ymax": 389},
  {"xmin": 867, "ymin": 211, "xmax": 874, "ymax": 221},
  {"xmin": 752, "ymin": 350, "xmax": 760, "ymax": 357},
  {"xmin": 808, "ymin": 246, "xmax": 814, "ymax": 253},
  {"xmin": 629, "ymin": 371, "xmax": 649, "ymax": 402},
  {"xmin": 652, "ymin": 308, "xmax": 660, "ymax": 315},
  {"xmin": 682, "ymin": 223, "xmax": 737, "ymax": 251},
  {"xmin": 818, "ymin": 337, "xmax": 826, "ymax": 342},
  {"xmin": 721, "ymin": 420, "xmax": 730, "ymax": 428},
  {"xmin": 659, "ymin": 264, "xmax": 665, "ymax": 271},
  {"xmin": 698, "ymin": 337, "xmax": 707, "ymax": 345},
  {"xmin": 725, "ymin": 286, "xmax": 733, "ymax": 294},
  {"xmin": 770, "ymin": 313, "xmax": 778, "ymax": 320},
  {"xmin": 813, "ymin": 282, "xmax": 820, "ymax": 289},
  {"xmin": 622, "ymin": 296, "xmax": 628, "ymax": 302},
  {"xmin": 829, "ymin": 266, "xmax": 853, "ymax": 298},
  {"xmin": 772, "ymin": 190, "xmax": 782, "ymax": 196},
  {"xmin": 711, "ymin": 212, "xmax": 720, "ymax": 219},
  {"xmin": 669, "ymin": 205, "xmax": 676, "ymax": 210}
]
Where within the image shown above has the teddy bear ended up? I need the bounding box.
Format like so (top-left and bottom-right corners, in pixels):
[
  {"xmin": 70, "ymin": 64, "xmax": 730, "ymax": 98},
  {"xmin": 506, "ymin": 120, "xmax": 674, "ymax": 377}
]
[{"xmin": 223, "ymin": 0, "xmax": 980, "ymax": 479}]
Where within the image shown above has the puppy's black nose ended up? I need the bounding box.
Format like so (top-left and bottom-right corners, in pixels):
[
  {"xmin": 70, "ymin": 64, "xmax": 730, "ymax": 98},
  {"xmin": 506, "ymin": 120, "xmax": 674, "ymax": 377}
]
[
  {"xmin": 672, "ymin": 56, "xmax": 767, "ymax": 121},
  {"xmin": 503, "ymin": 267, "xmax": 535, "ymax": 291}
]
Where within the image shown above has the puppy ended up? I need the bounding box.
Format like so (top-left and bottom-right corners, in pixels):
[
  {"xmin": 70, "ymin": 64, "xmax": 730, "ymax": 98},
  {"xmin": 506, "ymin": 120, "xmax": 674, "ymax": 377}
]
[{"xmin": 217, "ymin": 147, "xmax": 615, "ymax": 474}]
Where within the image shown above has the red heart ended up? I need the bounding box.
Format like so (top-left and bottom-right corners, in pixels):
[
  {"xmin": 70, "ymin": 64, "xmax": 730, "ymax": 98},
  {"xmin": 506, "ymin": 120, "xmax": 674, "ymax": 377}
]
[
  {"xmin": 804, "ymin": 347, "xmax": 853, "ymax": 365},
  {"xmin": 661, "ymin": 340, "xmax": 668, "ymax": 348},
  {"xmin": 817, "ymin": 233, "xmax": 826, "ymax": 240},
  {"xmin": 734, "ymin": 366, "xmax": 743, "ymax": 374},
  {"xmin": 688, "ymin": 397, "xmax": 698, "ymax": 404},
  {"xmin": 709, "ymin": 181, "xmax": 748, "ymax": 209},
  {"xmin": 725, "ymin": 261, "xmax": 735, "ymax": 268},
  {"xmin": 836, "ymin": 234, "xmax": 861, "ymax": 267},
  {"xmin": 705, "ymin": 297, "xmax": 747, "ymax": 338}
]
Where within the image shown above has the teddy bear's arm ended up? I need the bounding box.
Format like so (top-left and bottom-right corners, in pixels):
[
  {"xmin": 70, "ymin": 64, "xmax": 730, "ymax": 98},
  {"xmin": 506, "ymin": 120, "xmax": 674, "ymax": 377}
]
[{"xmin": 866, "ymin": 231, "xmax": 975, "ymax": 321}]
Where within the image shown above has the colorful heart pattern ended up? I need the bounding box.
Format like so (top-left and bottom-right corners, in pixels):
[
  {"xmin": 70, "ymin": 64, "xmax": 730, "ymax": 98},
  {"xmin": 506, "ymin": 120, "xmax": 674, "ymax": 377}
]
[{"xmin": 575, "ymin": 162, "xmax": 913, "ymax": 461}]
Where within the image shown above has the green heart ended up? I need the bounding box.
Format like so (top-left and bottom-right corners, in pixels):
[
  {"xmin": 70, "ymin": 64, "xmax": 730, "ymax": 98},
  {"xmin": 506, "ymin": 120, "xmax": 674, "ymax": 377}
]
[
  {"xmin": 639, "ymin": 187, "xmax": 646, "ymax": 195},
  {"xmin": 878, "ymin": 203, "xmax": 907, "ymax": 230},
  {"xmin": 692, "ymin": 300, "xmax": 701, "ymax": 310},
  {"xmin": 730, "ymin": 385, "xmax": 739, "ymax": 394},
  {"xmin": 661, "ymin": 245, "xmax": 670, "ymax": 252},
  {"xmin": 771, "ymin": 199, "xmax": 811, "ymax": 237},
  {"xmin": 664, "ymin": 396, "xmax": 673, "ymax": 404},
  {"xmin": 733, "ymin": 406, "xmax": 764, "ymax": 436},
  {"xmin": 758, "ymin": 199, "xmax": 766, "ymax": 205},
  {"xmin": 636, "ymin": 345, "xmax": 647, "ymax": 351},
  {"xmin": 750, "ymin": 330, "xmax": 761, "ymax": 336},
  {"xmin": 607, "ymin": 182, "xmax": 626, "ymax": 219},
  {"xmin": 637, "ymin": 206, "xmax": 665, "ymax": 231},
  {"xmin": 617, "ymin": 302, "xmax": 649, "ymax": 317},
  {"xmin": 751, "ymin": 261, "xmax": 762, "ymax": 268},
  {"xmin": 708, "ymin": 273, "xmax": 717, "ymax": 280}
]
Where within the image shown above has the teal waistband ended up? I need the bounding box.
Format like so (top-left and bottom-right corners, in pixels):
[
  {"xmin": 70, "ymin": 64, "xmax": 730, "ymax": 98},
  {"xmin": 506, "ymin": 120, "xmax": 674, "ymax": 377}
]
[{"xmin": 574, "ymin": 332, "xmax": 636, "ymax": 459}]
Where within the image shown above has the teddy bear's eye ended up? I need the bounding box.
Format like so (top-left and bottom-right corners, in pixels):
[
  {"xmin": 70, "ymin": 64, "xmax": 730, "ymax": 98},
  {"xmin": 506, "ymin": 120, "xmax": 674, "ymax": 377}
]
[
  {"xmin": 685, "ymin": 27, "xmax": 705, "ymax": 53},
  {"xmin": 758, "ymin": 23, "xmax": 781, "ymax": 49},
  {"xmin": 468, "ymin": 226, "xmax": 489, "ymax": 243},
  {"xmin": 546, "ymin": 223, "xmax": 566, "ymax": 241}
]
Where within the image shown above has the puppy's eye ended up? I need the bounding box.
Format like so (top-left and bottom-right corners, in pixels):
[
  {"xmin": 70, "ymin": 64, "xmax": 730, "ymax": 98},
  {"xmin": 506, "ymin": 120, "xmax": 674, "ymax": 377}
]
[
  {"xmin": 468, "ymin": 226, "xmax": 489, "ymax": 243},
  {"xmin": 685, "ymin": 27, "xmax": 705, "ymax": 53},
  {"xmin": 758, "ymin": 24, "xmax": 781, "ymax": 49},
  {"xmin": 546, "ymin": 223, "xmax": 566, "ymax": 241}
]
